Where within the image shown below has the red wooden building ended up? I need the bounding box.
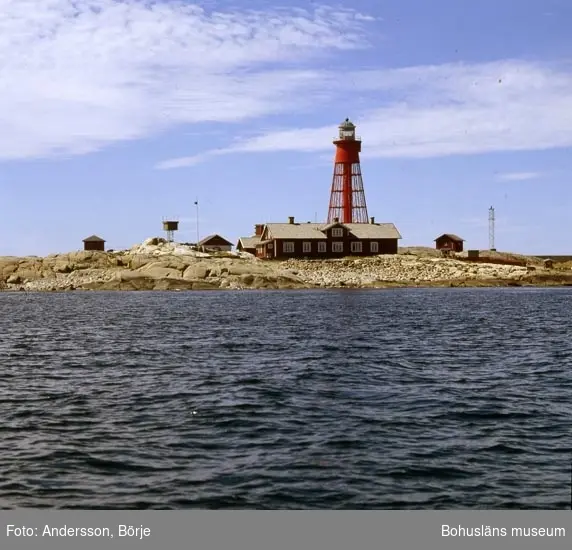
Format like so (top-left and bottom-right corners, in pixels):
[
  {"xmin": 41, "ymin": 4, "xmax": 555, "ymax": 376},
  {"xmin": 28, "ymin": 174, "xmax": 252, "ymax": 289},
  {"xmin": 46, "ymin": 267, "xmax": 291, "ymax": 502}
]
[
  {"xmin": 236, "ymin": 224, "xmax": 264, "ymax": 255},
  {"xmin": 197, "ymin": 234, "xmax": 233, "ymax": 252},
  {"xmin": 236, "ymin": 237, "xmax": 260, "ymax": 255},
  {"xmin": 434, "ymin": 233, "xmax": 464, "ymax": 253},
  {"xmin": 82, "ymin": 235, "xmax": 106, "ymax": 252},
  {"xmin": 251, "ymin": 216, "xmax": 401, "ymax": 259}
]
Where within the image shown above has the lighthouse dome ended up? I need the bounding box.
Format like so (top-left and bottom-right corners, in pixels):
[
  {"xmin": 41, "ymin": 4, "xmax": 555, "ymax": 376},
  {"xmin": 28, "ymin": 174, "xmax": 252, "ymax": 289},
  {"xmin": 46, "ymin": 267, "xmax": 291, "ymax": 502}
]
[
  {"xmin": 338, "ymin": 118, "xmax": 356, "ymax": 139},
  {"xmin": 339, "ymin": 118, "xmax": 355, "ymax": 129}
]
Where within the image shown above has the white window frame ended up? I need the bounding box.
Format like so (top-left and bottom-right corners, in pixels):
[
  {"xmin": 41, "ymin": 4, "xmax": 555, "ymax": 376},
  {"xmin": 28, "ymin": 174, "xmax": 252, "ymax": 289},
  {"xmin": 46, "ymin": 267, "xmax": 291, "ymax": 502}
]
[
  {"xmin": 317, "ymin": 241, "xmax": 327, "ymax": 253},
  {"xmin": 350, "ymin": 241, "xmax": 362, "ymax": 253},
  {"xmin": 332, "ymin": 242, "xmax": 344, "ymax": 253},
  {"xmin": 331, "ymin": 228, "xmax": 343, "ymax": 237},
  {"xmin": 283, "ymin": 241, "xmax": 294, "ymax": 253},
  {"xmin": 302, "ymin": 241, "xmax": 312, "ymax": 253},
  {"xmin": 370, "ymin": 241, "xmax": 379, "ymax": 253}
]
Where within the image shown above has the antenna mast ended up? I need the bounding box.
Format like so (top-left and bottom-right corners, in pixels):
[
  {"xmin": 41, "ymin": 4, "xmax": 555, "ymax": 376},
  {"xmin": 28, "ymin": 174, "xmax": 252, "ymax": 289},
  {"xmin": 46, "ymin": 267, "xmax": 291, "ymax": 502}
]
[
  {"xmin": 488, "ymin": 206, "xmax": 495, "ymax": 251},
  {"xmin": 194, "ymin": 198, "xmax": 200, "ymax": 244}
]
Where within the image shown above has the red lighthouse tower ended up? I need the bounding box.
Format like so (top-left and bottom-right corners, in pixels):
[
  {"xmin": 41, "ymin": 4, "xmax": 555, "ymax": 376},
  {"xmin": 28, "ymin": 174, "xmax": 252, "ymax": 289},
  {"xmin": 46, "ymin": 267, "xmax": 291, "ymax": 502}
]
[{"xmin": 327, "ymin": 118, "xmax": 369, "ymax": 224}]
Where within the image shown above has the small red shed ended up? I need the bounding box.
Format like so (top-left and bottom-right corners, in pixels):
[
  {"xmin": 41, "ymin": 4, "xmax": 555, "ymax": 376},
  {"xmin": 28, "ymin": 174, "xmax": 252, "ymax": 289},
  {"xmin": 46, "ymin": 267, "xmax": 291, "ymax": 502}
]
[
  {"xmin": 83, "ymin": 235, "xmax": 106, "ymax": 252},
  {"xmin": 435, "ymin": 233, "xmax": 464, "ymax": 253},
  {"xmin": 197, "ymin": 234, "xmax": 233, "ymax": 252}
]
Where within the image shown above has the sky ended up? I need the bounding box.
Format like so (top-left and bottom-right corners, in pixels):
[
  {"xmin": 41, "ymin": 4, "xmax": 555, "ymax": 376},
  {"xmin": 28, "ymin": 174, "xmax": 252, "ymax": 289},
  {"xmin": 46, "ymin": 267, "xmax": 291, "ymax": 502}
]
[{"xmin": 1, "ymin": 0, "xmax": 571, "ymax": 256}]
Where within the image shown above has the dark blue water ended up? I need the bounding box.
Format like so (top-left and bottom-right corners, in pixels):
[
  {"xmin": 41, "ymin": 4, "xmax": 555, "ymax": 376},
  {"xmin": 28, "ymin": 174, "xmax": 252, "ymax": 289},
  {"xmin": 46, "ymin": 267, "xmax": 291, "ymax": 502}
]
[{"xmin": 0, "ymin": 288, "xmax": 570, "ymax": 509}]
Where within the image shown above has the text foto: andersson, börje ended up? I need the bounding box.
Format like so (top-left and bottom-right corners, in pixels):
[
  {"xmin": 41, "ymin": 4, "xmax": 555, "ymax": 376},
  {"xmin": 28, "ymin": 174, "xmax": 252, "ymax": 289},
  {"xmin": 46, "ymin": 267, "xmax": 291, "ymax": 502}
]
[{"xmin": 6, "ymin": 524, "xmax": 151, "ymax": 539}]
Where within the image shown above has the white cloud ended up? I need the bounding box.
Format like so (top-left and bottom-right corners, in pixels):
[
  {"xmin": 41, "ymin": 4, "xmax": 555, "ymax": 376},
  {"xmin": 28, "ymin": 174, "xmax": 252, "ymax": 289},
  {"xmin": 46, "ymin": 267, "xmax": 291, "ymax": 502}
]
[
  {"xmin": 158, "ymin": 59, "xmax": 572, "ymax": 168},
  {"xmin": 495, "ymin": 172, "xmax": 542, "ymax": 181},
  {"xmin": 0, "ymin": 0, "xmax": 370, "ymax": 161},
  {"xmin": 4, "ymin": 2, "xmax": 572, "ymax": 168}
]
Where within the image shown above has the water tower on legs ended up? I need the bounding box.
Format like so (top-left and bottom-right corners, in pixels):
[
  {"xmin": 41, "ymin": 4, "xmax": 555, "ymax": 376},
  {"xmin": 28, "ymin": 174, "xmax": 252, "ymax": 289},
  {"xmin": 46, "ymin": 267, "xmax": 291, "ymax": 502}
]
[
  {"xmin": 162, "ymin": 218, "xmax": 179, "ymax": 242},
  {"xmin": 327, "ymin": 118, "xmax": 369, "ymax": 224}
]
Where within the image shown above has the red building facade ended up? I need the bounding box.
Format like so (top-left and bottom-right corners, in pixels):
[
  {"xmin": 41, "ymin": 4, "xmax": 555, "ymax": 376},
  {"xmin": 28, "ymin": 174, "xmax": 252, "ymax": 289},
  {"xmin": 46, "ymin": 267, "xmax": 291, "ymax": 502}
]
[
  {"xmin": 254, "ymin": 217, "xmax": 401, "ymax": 259},
  {"xmin": 435, "ymin": 234, "xmax": 464, "ymax": 253}
]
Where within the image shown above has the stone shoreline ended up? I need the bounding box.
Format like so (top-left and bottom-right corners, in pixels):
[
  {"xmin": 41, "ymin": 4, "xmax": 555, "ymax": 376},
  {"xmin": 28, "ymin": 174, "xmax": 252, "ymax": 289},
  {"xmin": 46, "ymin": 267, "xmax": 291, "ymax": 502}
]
[{"xmin": 1, "ymin": 239, "xmax": 571, "ymax": 292}]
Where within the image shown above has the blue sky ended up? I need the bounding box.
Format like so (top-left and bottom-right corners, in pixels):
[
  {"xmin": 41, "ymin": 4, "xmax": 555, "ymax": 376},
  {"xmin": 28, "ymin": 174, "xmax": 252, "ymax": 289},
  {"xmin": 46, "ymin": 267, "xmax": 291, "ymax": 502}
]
[{"xmin": 1, "ymin": 0, "xmax": 571, "ymax": 256}]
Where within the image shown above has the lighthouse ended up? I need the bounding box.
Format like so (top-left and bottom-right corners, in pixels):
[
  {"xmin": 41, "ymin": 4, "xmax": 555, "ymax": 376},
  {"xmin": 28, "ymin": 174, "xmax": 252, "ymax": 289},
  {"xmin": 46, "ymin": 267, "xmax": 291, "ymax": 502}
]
[{"xmin": 326, "ymin": 118, "xmax": 369, "ymax": 224}]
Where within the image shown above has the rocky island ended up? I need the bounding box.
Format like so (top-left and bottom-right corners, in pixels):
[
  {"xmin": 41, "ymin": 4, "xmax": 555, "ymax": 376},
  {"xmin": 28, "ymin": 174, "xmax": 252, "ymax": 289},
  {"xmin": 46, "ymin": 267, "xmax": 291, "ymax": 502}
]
[{"xmin": 1, "ymin": 238, "xmax": 571, "ymax": 292}]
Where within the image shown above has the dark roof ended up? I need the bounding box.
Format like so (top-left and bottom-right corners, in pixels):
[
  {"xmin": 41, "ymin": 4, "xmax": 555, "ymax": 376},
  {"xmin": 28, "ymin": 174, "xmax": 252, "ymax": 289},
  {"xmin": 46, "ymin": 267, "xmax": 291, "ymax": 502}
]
[
  {"xmin": 197, "ymin": 234, "xmax": 233, "ymax": 246},
  {"xmin": 82, "ymin": 235, "xmax": 105, "ymax": 242},
  {"xmin": 435, "ymin": 233, "xmax": 464, "ymax": 242}
]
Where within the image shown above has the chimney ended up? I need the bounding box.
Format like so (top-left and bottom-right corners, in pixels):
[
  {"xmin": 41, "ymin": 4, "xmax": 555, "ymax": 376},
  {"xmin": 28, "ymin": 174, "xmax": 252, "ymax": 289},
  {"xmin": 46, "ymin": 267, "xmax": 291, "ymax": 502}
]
[
  {"xmin": 370, "ymin": 216, "xmax": 375, "ymax": 224},
  {"xmin": 333, "ymin": 217, "xmax": 339, "ymax": 223},
  {"xmin": 288, "ymin": 216, "xmax": 295, "ymax": 224},
  {"xmin": 254, "ymin": 224, "xmax": 264, "ymax": 236}
]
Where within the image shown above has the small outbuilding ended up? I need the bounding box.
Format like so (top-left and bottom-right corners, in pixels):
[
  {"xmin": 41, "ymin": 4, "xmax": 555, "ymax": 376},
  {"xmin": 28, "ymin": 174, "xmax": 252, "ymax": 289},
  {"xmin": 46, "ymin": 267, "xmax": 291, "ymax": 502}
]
[
  {"xmin": 236, "ymin": 236, "xmax": 261, "ymax": 255},
  {"xmin": 435, "ymin": 233, "xmax": 464, "ymax": 253},
  {"xmin": 82, "ymin": 235, "xmax": 106, "ymax": 252},
  {"xmin": 237, "ymin": 224, "xmax": 264, "ymax": 255},
  {"xmin": 197, "ymin": 234, "xmax": 233, "ymax": 252}
]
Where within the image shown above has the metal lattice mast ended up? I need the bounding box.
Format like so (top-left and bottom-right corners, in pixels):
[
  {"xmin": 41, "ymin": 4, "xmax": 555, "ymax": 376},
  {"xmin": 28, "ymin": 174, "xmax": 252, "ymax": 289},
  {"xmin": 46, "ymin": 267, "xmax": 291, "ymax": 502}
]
[
  {"xmin": 489, "ymin": 206, "xmax": 495, "ymax": 250},
  {"xmin": 327, "ymin": 118, "xmax": 369, "ymax": 223}
]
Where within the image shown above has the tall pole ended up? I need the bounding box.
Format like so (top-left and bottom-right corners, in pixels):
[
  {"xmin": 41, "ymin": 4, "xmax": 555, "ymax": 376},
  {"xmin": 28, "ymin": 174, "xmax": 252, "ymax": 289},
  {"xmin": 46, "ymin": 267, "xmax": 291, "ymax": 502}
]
[
  {"xmin": 489, "ymin": 206, "xmax": 495, "ymax": 250},
  {"xmin": 195, "ymin": 198, "xmax": 199, "ymax": 244}
]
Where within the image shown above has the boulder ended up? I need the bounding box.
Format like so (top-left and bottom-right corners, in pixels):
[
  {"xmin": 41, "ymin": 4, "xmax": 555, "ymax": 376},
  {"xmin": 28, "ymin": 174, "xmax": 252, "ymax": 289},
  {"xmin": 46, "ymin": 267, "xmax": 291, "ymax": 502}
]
[
  {"xmin": 227, "ymin": 263, "xmax": 267, "ymax": 276},
  {"xmin": 53, "ymin": 261, "xmax": 72, "ymax": 273},
  {"xmin": 183, "ymin": 265, "xmax": 210, "ymax": 280},
  {"xmin": 138, "ymin": 260, "xmax": 184, "ymax": 272},
  {"xmin": 136, "ymin": 266, "xmax": 182, "ymax": 280},
  {"xmin": 128, "ymin": 255, "xmax": 153, "ymax": 270},
  {"xmin": 15, "ymin": 269, "xmax": 43, "ymax": 282},
  {"xmin": 143, "ymin": 237, "xmax": 165, "ymax": 246},
  {"xmin": 240, "ymin": 274, "xmax": 254, "ymax": 285},
  {"xmin": 208, "ymin": 266, "xmax": 229, "ymax": 277},
  {"xmin": 0, "ymin": 261, "xmax": 19, "ymax": 279},
  {"xmin": 115, "ymin": 270, "xmax": 146, "ymax": 282}
]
